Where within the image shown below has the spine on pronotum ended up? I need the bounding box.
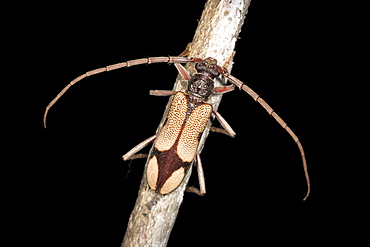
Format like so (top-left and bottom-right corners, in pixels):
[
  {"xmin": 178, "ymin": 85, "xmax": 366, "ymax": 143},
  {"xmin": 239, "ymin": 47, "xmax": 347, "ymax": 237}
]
[{"xmin": 44, "ymin": 56, "xmax": 310, "ymax": 200}]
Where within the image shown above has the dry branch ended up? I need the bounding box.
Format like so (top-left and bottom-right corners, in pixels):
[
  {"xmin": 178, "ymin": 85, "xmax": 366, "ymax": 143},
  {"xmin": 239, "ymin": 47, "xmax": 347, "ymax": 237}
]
[{"xmin": 121, "ymin": 1, "xmax": 251, "ymax": 246}]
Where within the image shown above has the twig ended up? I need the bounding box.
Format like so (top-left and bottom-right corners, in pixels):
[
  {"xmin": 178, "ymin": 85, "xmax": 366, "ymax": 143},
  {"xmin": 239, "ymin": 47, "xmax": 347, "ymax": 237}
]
[{"xmin": 121, "ymin": 1, "xmax": 251, "ymax": 246}]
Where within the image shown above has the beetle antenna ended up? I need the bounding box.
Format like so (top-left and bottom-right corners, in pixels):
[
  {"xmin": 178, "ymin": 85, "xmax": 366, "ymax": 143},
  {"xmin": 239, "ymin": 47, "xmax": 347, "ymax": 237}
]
[
  {"xmin": 224, "ymin": 74, "xmax": 310, "ymax": 200},
  {"xmin": 43, "ymin": 56, "xmax": 193, "ymax": 128}
]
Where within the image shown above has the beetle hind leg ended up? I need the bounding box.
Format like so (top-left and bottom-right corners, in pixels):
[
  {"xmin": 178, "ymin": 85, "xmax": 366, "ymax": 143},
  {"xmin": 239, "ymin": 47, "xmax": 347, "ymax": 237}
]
[
  {"xmin": 212, "ymin": 110, "xmax": 236, "ymax": 137},
  {"xmin": 185, "ymin": 153, "xmax": 206, "ymax": 196},
  {"xmin": 122, "ymin": 135, "xmax": 156, "ymax": 160}
]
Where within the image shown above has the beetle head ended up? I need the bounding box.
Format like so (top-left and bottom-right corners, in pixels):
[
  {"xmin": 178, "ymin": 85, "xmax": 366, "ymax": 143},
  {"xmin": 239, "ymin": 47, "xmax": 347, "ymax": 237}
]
[{"xmin": 194, "ymin": 57, "xmax": 220, "ymax": 79}]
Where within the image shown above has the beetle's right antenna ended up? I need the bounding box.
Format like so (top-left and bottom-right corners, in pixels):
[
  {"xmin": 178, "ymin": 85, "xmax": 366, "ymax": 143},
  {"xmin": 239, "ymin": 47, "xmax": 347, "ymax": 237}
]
[{"xmin": 43, "ymin": 56, "xmax": 193, "ymax": 128}]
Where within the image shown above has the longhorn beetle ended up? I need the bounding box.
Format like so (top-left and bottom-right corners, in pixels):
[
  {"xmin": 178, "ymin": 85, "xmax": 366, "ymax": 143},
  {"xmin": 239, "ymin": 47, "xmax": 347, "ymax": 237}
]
[{"xmin": 44, "ymin": 55, "xmax": 310, "ymax": 200}]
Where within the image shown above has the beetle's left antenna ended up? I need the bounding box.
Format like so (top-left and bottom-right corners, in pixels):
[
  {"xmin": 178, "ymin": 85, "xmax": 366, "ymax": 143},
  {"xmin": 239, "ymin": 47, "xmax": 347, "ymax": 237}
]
[{"xmin": 221, "ymin": 71, "xmax": 311, "ymax": 201}]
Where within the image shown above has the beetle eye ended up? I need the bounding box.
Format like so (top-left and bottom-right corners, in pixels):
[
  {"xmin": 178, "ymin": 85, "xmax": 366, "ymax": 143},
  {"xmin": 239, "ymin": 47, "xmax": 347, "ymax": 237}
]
[
  {"xmin": 195, "ymin": 62, "xmax": 206, "ymax": 72},
  {"xmin": 209, "ymin": 67, "xmax": 220, "ymax": 77}
]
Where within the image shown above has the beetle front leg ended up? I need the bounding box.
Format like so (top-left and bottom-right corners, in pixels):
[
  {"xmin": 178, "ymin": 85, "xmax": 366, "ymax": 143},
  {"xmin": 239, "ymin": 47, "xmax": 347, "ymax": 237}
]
[{"xmin": 214, "ymin": 85, "xmax": 235, "ymax": 94}]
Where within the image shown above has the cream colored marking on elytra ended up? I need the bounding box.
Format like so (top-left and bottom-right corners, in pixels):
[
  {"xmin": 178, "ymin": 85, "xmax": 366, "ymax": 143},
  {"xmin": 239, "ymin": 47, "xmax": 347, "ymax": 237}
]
[
  {"xmin": 177, "ymin": 103, "xmax": 213, "ymax": 162},
  {"xmin": 160, "ymin": 167, "xmax": 185, "ymax": 194},
  {"xmin": 155, "ymin": 92, "xmax": 188, "ymax": 151},
  {"xmin": 147, "ymin": 156, "xmax": 159, "ymax": 191}
]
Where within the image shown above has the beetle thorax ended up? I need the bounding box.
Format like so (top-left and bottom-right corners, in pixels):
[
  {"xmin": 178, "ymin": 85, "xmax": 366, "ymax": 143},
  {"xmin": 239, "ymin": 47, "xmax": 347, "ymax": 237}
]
[{"xmin": 186, "ymin": 74, "xmax": 214, "ymax": 102}]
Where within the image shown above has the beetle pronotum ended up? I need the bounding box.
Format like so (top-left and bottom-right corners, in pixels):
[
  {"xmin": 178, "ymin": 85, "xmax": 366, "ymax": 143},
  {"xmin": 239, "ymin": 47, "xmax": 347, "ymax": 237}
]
[{"xmin": 44, "ymin": 56, "xmax": 310, "ymax": 200}]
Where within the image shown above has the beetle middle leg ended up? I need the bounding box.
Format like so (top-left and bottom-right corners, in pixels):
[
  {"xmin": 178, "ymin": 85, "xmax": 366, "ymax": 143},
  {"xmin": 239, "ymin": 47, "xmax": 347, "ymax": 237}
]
[{"xmin": 212, "ymin": 110, "xmax": 236, "ymax": 137}]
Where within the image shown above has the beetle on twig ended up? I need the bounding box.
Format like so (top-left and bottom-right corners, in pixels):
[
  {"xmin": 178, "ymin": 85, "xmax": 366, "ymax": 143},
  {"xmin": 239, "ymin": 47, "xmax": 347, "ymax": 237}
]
[{"xmin": 44, "ymin": 55, "xmax": 310, "ymax": 200}]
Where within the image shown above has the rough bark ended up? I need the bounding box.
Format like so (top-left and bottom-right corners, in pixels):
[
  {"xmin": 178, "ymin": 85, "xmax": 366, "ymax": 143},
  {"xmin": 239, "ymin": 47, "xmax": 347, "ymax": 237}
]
[{"xmin": 121, "ymin": 1, "xmax": 251, "ymax": 246}]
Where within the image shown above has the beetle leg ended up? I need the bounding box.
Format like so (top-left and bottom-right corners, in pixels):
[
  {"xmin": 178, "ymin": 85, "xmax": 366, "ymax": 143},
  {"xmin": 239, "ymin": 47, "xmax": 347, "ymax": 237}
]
[
  {"xmin": 174, "ymin": 63, "xmax": 191, "ymax": 80},
  {"xmin": 122, "ymin": 135, "xmax": 156, "ymax": 160},
  {"xmin": 214, "ymin": 85, "xmax": 235, "ymax": 94},
  {"xmin": 174, "ymin": 44, "xmax": 192, "ymax": 80},
  {"xmin": 210, "ymin": 126, "xmax": 234, "ymax": 137},
  {"xmin": 195, "ymin": 153, "xmax": 206, "ymax": 195},
  {"xmin": 125, "ymin": 153, "xmax": 148, "ymax": 160},
  {"xmin": 212, "ymin": 110, "xmax": 236, "ymax": 137},
  {"xmin": 149, "ymin": 90, "xmax": 177, "ymax": 96},
  {"xmin": 185, "ymin": 153, "xmax": 206, "ymax": 196},
  {"xmin": 151, "ymin": 85, "xmax": 234, "ymax": 96}
]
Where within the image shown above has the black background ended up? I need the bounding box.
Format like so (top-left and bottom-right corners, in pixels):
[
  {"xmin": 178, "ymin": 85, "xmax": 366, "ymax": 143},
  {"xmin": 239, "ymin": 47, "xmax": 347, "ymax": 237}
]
[{"xmin": 9, "ymin": 0, "xmax": 364, "ymax": 246}]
